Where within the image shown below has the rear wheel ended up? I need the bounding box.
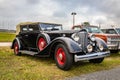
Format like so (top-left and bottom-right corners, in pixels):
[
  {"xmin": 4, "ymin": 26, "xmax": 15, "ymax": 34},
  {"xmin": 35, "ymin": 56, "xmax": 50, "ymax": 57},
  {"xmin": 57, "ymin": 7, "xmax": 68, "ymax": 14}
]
[
  {"xmin": 37, "ymin": 37, "xmax": 47, "ymax": 51},
  {"xmin": 14, "ymin": 41, "xmax": 21, "ymax": 56},
  {"xmin": 89, "ymin": 58, "xmax": 104, "ymax": 63},
  {"xmin": 54, "ymin": 44, "xmax": 73, "ymax": 70}
]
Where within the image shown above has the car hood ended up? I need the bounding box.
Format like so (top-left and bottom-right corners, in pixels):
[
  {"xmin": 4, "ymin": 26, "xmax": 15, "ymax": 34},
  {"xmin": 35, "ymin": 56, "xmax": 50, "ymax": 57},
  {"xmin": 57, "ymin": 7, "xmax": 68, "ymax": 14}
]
[{"xmin": 91, "ymin": 33, "xmax": 107, "ymax": 42}]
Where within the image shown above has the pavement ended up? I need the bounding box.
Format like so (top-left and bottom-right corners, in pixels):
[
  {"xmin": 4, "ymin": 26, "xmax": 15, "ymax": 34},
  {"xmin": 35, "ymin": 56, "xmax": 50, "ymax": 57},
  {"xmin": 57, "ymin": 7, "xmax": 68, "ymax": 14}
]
[
  {"xmin": 65, "ymin": 66, "xmax": 120, "ymax": 80},
  {"xmin": 0, "ymin": 42, "xmax": 12, "ymax": 46}
]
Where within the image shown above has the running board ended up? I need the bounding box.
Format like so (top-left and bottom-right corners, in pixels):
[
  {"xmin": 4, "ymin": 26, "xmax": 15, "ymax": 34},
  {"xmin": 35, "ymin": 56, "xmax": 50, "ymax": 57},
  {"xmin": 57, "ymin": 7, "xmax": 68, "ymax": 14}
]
[
  {"xmin": 19, "ymin": 50, "xmax": 38, "ymax": 56},
  {"xmin": 19, "ymin": 50, "xmax": 50, "ymax": 57}
]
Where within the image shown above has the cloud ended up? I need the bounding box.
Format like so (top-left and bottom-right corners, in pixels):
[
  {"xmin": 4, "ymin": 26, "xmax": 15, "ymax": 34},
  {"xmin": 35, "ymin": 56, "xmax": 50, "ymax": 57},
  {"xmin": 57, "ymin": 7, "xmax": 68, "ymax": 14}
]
[
  {"xmin": 0, "ymin": 0, "xmax": 120, "ymax": 30},
  {"xmin": 26, "ymin": 0, "xmax": 40, "ymax": 4},
  {"xmin": 0, "ymin": 0, "xmax": 60, "ymax": 29}
]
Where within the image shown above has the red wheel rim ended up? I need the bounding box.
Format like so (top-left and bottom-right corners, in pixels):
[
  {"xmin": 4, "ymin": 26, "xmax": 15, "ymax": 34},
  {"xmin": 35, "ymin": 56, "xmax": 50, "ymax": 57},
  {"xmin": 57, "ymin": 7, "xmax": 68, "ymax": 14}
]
[
  {"xmin": 38, "ymin": 38, "xmax": 47, "ymax": 51},
  {"xmin": 56, "ymin": 48, "xmax": 66, "ymax": 65},
  {"xmin": 14, "ymin": 42, "xmax": 19, "ymax": 54}
]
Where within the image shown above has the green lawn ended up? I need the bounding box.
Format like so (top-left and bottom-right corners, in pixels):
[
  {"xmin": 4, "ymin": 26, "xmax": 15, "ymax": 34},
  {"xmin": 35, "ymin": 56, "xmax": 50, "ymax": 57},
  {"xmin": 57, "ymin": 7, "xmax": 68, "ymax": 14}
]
[
  {"xmin": 0, "ymin": 47, "xmax": 120, "ymax": 80},
  {"xmin": 0, "ymin": 32, "xmax": 15, "ymax": 42}
]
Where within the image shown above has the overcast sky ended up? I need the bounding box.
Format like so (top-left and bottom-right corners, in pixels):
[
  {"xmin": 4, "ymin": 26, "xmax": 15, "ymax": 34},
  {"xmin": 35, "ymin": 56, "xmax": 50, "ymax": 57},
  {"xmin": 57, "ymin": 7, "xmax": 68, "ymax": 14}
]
[{"xmin": 0, "ymin": 0, "xmax": 120, "ymax": 30}]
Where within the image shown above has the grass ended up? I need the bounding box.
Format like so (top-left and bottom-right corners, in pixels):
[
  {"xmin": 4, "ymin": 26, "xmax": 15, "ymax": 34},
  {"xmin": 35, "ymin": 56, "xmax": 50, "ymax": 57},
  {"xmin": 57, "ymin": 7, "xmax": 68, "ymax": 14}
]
[
  {"xmin": 0, "ymin": 32, "xmax": 15, "ymax": 42},
  {"xmin": 0, "ymin": 47, "xmax": 120, "ymax": 80}
]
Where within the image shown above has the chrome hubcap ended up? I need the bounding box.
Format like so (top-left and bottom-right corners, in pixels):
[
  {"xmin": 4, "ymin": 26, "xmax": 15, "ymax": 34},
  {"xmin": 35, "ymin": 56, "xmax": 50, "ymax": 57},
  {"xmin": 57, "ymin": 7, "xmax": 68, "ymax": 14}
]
[
  {"xmin": 59, "ymin": 53, "xmax": 63, "ymax": 60},
  {"xmin": 41, "ymin": 42, "xmax": 44, "ymax": 48}
]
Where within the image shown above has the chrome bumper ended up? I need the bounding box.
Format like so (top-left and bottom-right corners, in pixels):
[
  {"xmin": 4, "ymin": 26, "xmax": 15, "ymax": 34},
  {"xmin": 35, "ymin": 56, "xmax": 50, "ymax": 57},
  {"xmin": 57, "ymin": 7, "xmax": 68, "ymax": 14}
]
[
  {"xmin": 107, "ymin": 44, "xmax": 119, "ymax": 50},
  {"xmin": 74, "ymin": 51, "xmax": 110, "ymax": 62}
]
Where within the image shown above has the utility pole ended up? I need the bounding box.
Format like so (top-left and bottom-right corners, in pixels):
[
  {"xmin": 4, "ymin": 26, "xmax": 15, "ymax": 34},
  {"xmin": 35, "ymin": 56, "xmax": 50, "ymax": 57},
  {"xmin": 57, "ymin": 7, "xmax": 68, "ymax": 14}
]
[
  {"xmin": 71, "ymin": 12, "xmax": 77, "ymax": 26},
  {"xmin": 99, "ymin": 23, "xmax": 101, "ymax": 28}
]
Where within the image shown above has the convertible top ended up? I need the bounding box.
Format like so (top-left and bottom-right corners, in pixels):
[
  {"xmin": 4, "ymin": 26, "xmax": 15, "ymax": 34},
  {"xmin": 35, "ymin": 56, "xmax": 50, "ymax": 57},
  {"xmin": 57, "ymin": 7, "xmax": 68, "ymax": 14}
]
[{"xmin": 16, "ymin": 22, "xmax": 62, "ymax": 34}]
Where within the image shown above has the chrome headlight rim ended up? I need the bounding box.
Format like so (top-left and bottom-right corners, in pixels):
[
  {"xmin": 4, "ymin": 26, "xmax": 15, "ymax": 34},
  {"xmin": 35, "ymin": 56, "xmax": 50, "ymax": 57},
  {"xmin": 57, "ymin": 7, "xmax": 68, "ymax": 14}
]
[
  {"xmin": 89, "ymin": 34, "xmax": 96, "ymax": 42},
  {"xmin": 71, "ymin": 33, "xmax": 79, "ymax": 41},
  {"xmin": 87, "ymin": 44, "xmax": 93, "ymax": 53},
  {"xmin": 99, "ymin": 44, "xmax": 104, "ymax": 51}
]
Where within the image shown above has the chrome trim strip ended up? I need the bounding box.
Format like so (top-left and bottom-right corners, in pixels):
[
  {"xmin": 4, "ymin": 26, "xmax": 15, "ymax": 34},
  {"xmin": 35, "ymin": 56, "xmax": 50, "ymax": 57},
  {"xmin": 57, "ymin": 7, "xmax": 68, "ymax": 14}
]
[
  {"xmin": 110, "ymin": 40, "xmax": 120, "ymax": 42},
  {"xmin": 74, "ymin": 51, "xmax": 110, "ymax": 62},
  {"xmin": 19, "ymin": 50, "xmax": 38, "ymax": 55},
  {"xmin": 107, "ymin": 44, "xmax": 118, "ymax": 47}
]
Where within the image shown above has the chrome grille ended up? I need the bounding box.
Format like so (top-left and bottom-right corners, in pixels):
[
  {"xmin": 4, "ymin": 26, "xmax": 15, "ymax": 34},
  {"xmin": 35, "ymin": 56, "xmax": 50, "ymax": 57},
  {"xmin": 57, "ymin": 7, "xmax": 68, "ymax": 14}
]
[
  {"xmin": 110, "ymin": 37, "xmax": 120, "ymax": 45},
  {"xmin": 78, "ymin": 32, "xmax": 88, "ymax": 50}
]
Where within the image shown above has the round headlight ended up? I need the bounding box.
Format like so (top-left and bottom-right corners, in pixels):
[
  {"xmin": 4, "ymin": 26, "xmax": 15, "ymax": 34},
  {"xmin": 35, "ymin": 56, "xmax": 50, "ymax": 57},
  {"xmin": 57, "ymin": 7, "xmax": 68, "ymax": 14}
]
[
  {"xmin": 99, "ymin": 45, "xmax": 104, "ymax": 51},
  {"xmin": 87, "ymin": 44, "xmax": 93, "ymax": 53},
  {"xmin": 91, "ymin": 36, "xmax": 96, "ymax": 41},
  {"xmin": 71, "ymin": 33, "xmax": 79, "ymax": 41},
  {"xmin": 89, "ymin": 34, "xmax": 96, "ymax": 41}
]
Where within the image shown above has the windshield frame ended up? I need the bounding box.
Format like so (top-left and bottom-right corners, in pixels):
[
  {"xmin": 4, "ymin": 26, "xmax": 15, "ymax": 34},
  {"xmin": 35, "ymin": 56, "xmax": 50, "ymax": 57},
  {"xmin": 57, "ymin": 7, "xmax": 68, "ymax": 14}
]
[{"xmin": 39, "ymin": 23, "xmax": 63, "ymax": 31}]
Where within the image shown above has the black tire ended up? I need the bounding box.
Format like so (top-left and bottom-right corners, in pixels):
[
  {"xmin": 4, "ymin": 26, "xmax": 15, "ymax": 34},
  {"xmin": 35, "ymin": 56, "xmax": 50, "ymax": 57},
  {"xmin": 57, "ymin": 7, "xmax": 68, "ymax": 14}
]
[
  {"xmin": 54, "ymin": 44, "xmax": 73, "ymax": 70},
  {"xmin": 14, "ymin": 41, "xmax": 21, "ymax": 56},
  {"xmin": 89, "ymin": 58, "xmax": 104, "ymax": 63}
]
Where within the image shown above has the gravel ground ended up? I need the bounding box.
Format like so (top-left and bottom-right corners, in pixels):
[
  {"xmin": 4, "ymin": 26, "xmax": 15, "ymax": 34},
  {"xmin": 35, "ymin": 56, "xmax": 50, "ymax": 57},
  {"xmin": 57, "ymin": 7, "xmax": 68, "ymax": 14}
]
[
  {"xmin": 65, "ymin": 66, "xmax": 120, "ymax": 80},
  {"xmin": 0, "ymin": 42, "xmax": 12, "ymax": 46}
]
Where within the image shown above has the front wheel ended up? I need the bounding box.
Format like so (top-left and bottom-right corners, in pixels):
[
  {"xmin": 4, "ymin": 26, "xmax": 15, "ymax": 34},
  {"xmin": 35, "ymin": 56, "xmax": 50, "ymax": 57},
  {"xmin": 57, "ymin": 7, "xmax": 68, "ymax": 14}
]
[
  {"xmin": 14, "ymin": 41, "xmax": 21, "ymax": 56},
  {"xmin": 89, "ymin": 58, "xmax": 104, "ymax": 63},
  {"xmin": 54, "ymin": 44, "xmax": 73, "ymax": 70}
]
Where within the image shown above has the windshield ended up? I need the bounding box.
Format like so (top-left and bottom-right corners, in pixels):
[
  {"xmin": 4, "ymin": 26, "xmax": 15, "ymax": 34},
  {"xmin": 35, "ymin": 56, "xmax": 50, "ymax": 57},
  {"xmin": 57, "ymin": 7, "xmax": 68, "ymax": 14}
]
[
  {"xmin": 116, "ymin": 28, "xmax": 120, "ymax": 34},
  {"xmin": 107, "ymin": 29, "xmax": 117, "ymax": 34},
  {"xmin": 40, "ymin": 23, "xmax": 62, "ymax": 31},
  {"xmin": 84, "ymin": 27, "xmax": 103, "ymax": 33}
]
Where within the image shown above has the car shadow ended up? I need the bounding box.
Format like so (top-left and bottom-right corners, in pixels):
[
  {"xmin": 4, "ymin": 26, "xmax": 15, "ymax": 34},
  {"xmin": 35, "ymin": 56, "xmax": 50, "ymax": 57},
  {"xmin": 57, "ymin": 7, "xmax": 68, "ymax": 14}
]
[{"xmin": 19, "ymin": 53, "xmax": 55, "ymax": 65}]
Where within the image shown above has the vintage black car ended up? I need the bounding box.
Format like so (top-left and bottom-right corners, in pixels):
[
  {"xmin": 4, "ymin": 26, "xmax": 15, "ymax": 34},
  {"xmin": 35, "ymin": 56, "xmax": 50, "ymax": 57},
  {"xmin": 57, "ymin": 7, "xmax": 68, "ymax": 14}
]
[{"xmin": 11, "ymin": 22, "xmax": 110, "ymax": 70}]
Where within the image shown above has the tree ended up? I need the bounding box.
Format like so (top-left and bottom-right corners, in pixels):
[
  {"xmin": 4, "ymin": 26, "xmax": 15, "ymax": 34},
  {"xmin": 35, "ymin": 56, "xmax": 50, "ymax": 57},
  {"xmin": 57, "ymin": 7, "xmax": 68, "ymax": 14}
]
[{"xmin": 82, "ymin": 22, "xmax": 90, "ymax": 26}]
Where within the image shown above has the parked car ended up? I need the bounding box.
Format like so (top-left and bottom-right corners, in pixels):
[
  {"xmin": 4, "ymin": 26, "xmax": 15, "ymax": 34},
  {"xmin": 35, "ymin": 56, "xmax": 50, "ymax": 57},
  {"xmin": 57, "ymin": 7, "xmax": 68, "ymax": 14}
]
[
  {"xmin": 101, "ymin": 27, "xmax": 120, "ymax": 35},
  {"xmin": 11, "ymin": 22, "xmax": 110, "ymax": 70},
  {"xmin": 116, "ymin": 28, "xmax": 120, "ymax": 34},
  {"xmin": 72, "ymin": 25, "xmax": 120, "ymax": 52}
]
